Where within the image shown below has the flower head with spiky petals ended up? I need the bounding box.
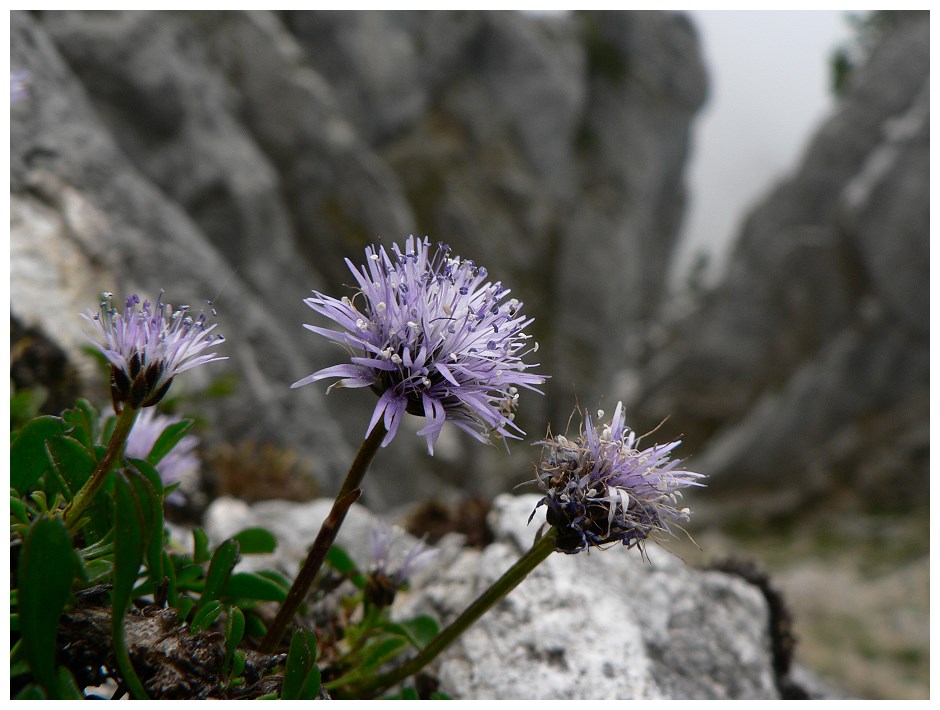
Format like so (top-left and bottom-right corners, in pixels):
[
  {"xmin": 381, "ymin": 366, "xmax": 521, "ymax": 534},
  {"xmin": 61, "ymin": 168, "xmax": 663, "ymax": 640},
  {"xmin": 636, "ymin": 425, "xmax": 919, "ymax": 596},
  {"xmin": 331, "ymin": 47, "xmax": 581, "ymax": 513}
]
[
  {"xmin": 82, "ymin": 292, "xmax": 227, "ymax": 411},
  {"xmin": 531, "ymin": 402, "xmax": 705, "ymax": 554},
  {"xmin": 292, "ymin": 236, "xmax": 545, "ymax": 454}
]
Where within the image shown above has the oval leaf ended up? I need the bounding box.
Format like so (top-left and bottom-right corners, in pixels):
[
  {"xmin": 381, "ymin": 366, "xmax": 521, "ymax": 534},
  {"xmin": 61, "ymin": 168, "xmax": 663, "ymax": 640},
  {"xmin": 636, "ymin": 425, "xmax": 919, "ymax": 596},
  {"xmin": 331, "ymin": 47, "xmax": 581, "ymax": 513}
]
[
  {"xmin": 125, "ymin": 459, "xmax": 165, "ymax": 583},
  {"xmin": 282, "ymin": 628, "xmax": 319, "ymax": 700},
  {"xmin": 387, "ymin": 614, "xmax": 441, "ymax": 651},
  {"xmin": 111, "ymin": 472, "xmax": 151, "ymax": 699},
  {"xmin": 224, "ymin": 606, "xmax": 246, "ymax": 674},
  {"xmin": 11, "ymin": 416, "xmax": 66, "ymax": 494},
  {"xmin": 231, "ymin": 527, "xmax": 277, "ymax": 555},
  {"xmin": 60, "ymin": 399, "xmax": 99, "ymax": 450},
  {"xmin": 223, "ymin": 572, "xmax": 288, "ymax": 602},
  {"xmin": 197, "ymin": 539, "xmax": 240, "ymax": 613},
  {"xmin": 45, "ymin": 435, "xmax": 97, "ymax": 499},
  {"xmin": 325, "ymin": 544, "xmax": 365, "ymax": 588},
  {"xmin": 360, "ymin": 636, "xmax": 408, "ymax": 671},
  {"xmin": 17, "ymin": 515, "xmax": 78, "ymax": 697},
  {"xmin": 192, "ymin": 528, "xmax": 210, "ymax": 565}
]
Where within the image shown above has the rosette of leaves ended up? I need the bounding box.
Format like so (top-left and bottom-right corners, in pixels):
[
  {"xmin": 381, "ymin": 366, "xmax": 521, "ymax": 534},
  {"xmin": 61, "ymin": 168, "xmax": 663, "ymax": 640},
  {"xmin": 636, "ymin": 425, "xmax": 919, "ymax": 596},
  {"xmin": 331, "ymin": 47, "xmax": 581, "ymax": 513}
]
[{"xmin": 9, "ymin": 396, "xmax": 294, "ymax": 699}]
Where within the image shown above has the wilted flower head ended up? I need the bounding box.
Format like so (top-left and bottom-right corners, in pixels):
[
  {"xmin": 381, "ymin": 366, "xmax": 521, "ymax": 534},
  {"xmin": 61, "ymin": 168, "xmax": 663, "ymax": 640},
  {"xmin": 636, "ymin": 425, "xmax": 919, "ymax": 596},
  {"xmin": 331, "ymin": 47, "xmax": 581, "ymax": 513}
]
[
  {"xmin": 292, "ymin": 236, "xmax": 545, "ymax": 454},
  {"xmin": 120, "ymin": 408, "xmax": 199, "ymax": 504},
  {"xmin": 532, "ymin": 402, "xmax": 705, "ymax": 554},
  {"xmin": 365, "ymin": 523, "xmax": 438, "ymax": 608},
  {"xmin": 82, "ymin": 292, "xmax": 227, "ymax": 411}
]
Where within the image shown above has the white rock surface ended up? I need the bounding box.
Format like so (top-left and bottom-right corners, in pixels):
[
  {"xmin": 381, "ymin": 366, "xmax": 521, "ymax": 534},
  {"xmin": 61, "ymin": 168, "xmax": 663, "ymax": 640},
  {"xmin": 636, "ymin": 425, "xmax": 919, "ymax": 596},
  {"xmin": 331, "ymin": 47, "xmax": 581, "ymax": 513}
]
[{"xmin": 204, "ymin": 493, "xmax": 779, "ymax": 699}]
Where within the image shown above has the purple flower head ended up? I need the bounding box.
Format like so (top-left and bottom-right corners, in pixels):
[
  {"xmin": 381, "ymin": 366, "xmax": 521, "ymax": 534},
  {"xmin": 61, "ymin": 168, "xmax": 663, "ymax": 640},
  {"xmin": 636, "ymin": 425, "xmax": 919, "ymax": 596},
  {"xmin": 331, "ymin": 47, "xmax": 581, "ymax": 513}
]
[
  {"xmin": 292, "ymin": 236, "xmax": 545, "ymax": 454},
  {"xmin": 11, "ymin": 70, "xmax": 30, "ymax": 103},
  {"xmin": 365, "ymin": 522, "xmax": 438, "ymax": 608},
  {"xmin": 120, "ymin": 408, "xmax": 199, "ymax": 505},
  {"xmin": 82, "ymin": 292, "xmax": 227, "ymax": 411},
  {"xmin": 531, "ymin": 402, "xmax": 705, "ymax": 555}
]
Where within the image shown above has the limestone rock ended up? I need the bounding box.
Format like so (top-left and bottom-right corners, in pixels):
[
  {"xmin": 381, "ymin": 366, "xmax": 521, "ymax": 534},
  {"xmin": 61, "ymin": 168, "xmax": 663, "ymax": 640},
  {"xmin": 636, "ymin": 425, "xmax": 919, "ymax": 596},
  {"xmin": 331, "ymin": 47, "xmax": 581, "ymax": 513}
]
[
  {"xmin": 629, "ymin": 11, "xmax": 929, "ymax": 510},
  {"xmin": 11, "ymin": 11, "xmax": 353, "ymax": 478},
  {"xmin": 202, "ymin": 493, "xmax": 782, "ymax": 699},
  {"xmin": 12, "ymin": 10, "xmax": 706, "ymax": 506}
]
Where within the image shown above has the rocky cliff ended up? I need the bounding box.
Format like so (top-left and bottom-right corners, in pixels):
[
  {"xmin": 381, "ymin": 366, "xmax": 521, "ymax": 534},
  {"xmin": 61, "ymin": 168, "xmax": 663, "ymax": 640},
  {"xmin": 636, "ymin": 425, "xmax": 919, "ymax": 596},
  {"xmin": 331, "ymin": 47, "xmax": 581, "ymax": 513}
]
[
  {"xmin": 629, "ymin": 11, "xmax": 929, "ymax": 518},
  {"xmin": 11, "ymin": 10, "xmax": 706, "ymax": 505}
]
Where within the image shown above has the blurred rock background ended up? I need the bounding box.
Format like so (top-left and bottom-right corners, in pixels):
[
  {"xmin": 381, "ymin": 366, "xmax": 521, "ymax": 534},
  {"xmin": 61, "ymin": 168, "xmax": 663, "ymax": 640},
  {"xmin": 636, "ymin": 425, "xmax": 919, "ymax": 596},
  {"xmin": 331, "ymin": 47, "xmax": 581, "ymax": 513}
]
[{"xmin": 9, "ymin": 10, "xmax": 928, "ymax": 699}]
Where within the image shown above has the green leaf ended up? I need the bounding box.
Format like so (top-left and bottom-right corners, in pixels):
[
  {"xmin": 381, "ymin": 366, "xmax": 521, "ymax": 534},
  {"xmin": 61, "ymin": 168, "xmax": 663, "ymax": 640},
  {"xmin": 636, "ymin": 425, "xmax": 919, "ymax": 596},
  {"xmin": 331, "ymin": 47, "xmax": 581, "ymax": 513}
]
[
  {"xmin": 45, "ymin": 435, "xmax": 97, "ymax": 499},
  {"xmin": 15, "ymin": 684, "xmax": 46, "ymax": 700},
  {"xmin": 176, "ymin": 597, "xmax": 195, "ymax": 623},
  {"xmin": 224, "ymin": 606, "xmax": 246, "ymax": 675},
  {"xmin": 125, "ymin": 458, "xmax": 165, "ymax": 584},
  {"xmin": 10, "ymin": 658, "xmax": 31, "ymax": 679},
  {"xmin": 146, "ymin": 418, "xmax": 194, "ymax": 467},
  {"xmin": 193, "ymin": 528, "xmax": 211, "ymax": 564},
  {"xmin": 190, "ymin": 599, "xmax": 224, "ymax": 632},
  {"xmin": 174, "ymin": 562, "xmax": 205, "ymax": 590},
  {"xmin": 111, "ymin": 471, "xmax": 152, "ymax": 699},
  {"xmin": 325, "ymin": 544, "xmax": 365, "ymax": 588},
  {"xmin": 231, "ymin": 527, "xmax": 278, "ymax": 554},
  {"xmin": 10, "ymin": 493, "xmax": 30, "ymax": 526},
  {"xmin": 99, "ymin": 416, "xmax": 117, "ymax": 448},
  {"xmin": 244, "ymin": 612, "xmax": 267, "ymax": 639},
  {"xmin": 282, "ymin": 628, "xmax": 320, "ymax": 700},
  {"xmin": 231, "ymin": 649, "xmax": 246, "ymax": 679},
  {"xmin": 163, "ymin": 550, "xmax": 179, "ymax": 607},
  {"xmin": 399, "ymin": 686, "xmax": 420, "ymax": 700},
  {"xmin": 56, "ymin": 666, "xmax": 84, "ymax": 699},
  {"xmin": 79, "ymin": 558, "xmax": 113, "ymax": 586},
  {"xmin": 223, "ymin": 572, "xmax": 288, "ymax": 602},
  {"xmin": 11, "ymin": 387, "xmax": 47, "ymax": 429},
  {"xmin": 195, "ymin": 538, "xmax": 239, "ymax": 614},
  {"xmin": 255, "ymin": 569, "xmax": 291, "ymax": 590},
  {"xmin": 358, "ymin": 636, "xmax": 409, "ymax": 673},
  {"xmin": 81, "ymin": 491, "xmax": 115, "ymax": 547},
  {"xmin": 11, "ymin": 416, "xmax": 66, "ymax": 494},
  {"xmin": 17, "ymin": 515, "xmax": 78, "ymax": 698},
  {"xmin": 61, "ymin": 399, "xmax": 98, "ymax": 450},
  {"xmin": 387, "ymin": 614, "xmax": 441, "ymax": 651}
]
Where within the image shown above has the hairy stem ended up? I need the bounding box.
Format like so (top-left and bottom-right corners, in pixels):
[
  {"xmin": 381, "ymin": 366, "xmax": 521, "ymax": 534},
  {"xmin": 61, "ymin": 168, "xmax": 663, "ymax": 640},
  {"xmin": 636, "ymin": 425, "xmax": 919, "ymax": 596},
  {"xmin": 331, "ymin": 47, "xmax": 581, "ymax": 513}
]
[
  {"xmin": 63, "ymin": 404, "xmax": 139, "ymax": 530},
  {"xmin": 259, "ymin": 422, "xmax": 387, "ymax": 653},
  {"xmin": 350, "ymin": 526, "xmax": 558, "ymax": 698}
]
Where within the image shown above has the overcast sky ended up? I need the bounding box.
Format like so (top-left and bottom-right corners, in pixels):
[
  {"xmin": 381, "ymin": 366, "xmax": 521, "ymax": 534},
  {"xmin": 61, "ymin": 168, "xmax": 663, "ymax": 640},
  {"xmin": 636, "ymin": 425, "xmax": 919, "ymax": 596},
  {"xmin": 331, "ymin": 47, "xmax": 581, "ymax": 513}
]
[{"xmin": 671, "ymin": 10, "xmax": 856, "ymax": 288}]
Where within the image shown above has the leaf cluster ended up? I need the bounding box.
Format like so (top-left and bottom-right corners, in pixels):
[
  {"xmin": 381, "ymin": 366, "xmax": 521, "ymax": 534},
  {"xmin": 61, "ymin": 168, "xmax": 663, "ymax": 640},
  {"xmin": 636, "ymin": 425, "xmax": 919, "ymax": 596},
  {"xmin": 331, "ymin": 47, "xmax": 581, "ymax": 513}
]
[{"xmin": 10, "ymin": 393, "xmax": 446, "ymax": 699}]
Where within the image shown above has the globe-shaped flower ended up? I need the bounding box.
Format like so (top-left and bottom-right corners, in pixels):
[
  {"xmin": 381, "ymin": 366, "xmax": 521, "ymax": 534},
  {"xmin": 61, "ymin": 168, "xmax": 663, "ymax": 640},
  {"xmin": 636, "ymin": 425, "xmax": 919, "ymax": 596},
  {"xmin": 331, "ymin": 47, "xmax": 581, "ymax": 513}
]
[
  {"xmin": 292, "ymin": 236, "xmax": 545, "ymax": 454},
  {"xmin": 531, "ymin": 402, "xmax": 705, "ymax": 554},
  {"xmin": 82, "ymin": 292, "xmax": 227, "ymax": 411}
]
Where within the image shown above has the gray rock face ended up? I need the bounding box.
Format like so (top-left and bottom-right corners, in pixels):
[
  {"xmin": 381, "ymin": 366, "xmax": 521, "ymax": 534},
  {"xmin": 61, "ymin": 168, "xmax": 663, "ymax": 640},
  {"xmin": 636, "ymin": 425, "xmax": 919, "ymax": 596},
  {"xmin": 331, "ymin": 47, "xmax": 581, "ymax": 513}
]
[
  {"xmin": 11, "ymin": 10, "xmax": 706, "ymax": 505},
  {"xmin": 203, "ymin": 493, "xmax": 780, "ymax": 699},
  {"xmin": 11, "ymin": 11, "xmax": 355, "ymax": 479},
  {"xmin": 629, "ymin": 12, "xmax": 929, "ymax": 510}
]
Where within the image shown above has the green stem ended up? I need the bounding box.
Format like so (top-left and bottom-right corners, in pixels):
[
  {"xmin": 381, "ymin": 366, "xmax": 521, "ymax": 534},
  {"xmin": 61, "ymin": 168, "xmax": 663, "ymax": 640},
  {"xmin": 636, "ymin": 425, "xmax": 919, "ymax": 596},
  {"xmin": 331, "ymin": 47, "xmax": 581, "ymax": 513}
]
[
  {"xmin": 63, "ymin": 405, "xmax": 139, "ymax": 530},
  {"xmin": 349, "ymin": 526, "xmax": 559, "ymax": 698},
  {"xmin": 112, "ymin": 610, "xmax": 149, "ymax": 699},
  {"xmin": 258, "ymin": 422, "xmax": 387, "ymax": 654}
]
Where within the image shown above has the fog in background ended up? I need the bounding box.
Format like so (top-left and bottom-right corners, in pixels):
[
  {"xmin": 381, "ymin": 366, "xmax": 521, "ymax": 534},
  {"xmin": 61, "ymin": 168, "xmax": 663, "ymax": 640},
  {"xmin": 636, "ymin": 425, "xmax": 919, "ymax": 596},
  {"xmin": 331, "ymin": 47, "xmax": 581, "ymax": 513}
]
[{"xmin": 672, "ymin": 10, "xmax": 855, "ymax": 288}]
